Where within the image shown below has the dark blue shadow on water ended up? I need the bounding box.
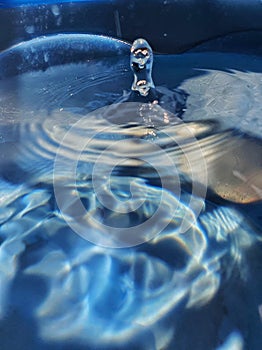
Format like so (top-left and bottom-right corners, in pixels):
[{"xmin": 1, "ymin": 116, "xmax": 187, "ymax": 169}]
[{"xmin": 1, "ymin": 0, "xmax": 262, "ymax": 54}]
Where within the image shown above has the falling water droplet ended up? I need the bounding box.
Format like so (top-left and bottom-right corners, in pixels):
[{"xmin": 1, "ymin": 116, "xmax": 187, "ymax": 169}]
[{"xmin": 130, "ymin": 38, "xmax": 155, "ymax": 97}]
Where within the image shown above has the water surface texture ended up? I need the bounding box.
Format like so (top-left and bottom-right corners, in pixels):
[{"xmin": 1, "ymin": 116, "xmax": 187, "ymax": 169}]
[{"xmin": 0, "ymin": 35, "xmax": 261, "ymax": 350}]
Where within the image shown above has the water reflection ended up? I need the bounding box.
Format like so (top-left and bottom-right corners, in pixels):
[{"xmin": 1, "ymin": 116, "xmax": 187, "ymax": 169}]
[
  {"xmin": 0, "ymin": 34, "xmax": 261, "ymax": 349},
  {"xmin": 0, "ymin": 175, "xmax": 260, "ymax": 348}
]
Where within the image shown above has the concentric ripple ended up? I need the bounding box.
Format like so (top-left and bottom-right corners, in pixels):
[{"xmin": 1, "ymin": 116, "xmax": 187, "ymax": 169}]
[{"xmin": 0, "ymin": 34, "xmax": 262, "ymax": 349}]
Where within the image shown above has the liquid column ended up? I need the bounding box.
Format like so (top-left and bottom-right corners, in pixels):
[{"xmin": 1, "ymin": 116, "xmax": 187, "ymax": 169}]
[{"xmin": 130, "ymin": 38, "xmax": 155, "ymax": 97}]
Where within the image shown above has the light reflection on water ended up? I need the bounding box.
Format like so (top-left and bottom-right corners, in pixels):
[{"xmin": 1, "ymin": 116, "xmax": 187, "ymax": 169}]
[
  {"xmin": 0, "ymin": 176, "xmax": 260, "ymax": 349},
  {"xmin": 0, "ymin": 35, "xmax": 261, "ymax": 349}
]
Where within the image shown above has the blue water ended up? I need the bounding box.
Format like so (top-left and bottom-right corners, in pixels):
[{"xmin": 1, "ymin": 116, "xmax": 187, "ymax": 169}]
[{"xmin": 0, "ymin": 35, "xmax": 261, "ymax": 349}]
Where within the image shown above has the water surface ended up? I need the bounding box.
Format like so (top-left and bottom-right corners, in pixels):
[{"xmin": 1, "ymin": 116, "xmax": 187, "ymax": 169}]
[{"xmin": 0, "ymin": 35, "xmax": 261, "ymax": 350}]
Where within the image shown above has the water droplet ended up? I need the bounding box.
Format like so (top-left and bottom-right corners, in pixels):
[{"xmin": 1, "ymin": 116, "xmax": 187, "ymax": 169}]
[
  {"xmin": 44, "ymin": 52, "xmax": 49, "ymax": 63},
  {"xmin": 130, "ymin": 38, "xmax": 155, "ymax": 97},
  {"xmin": 25, "ymin": 25, "xmax": 35, "ymax": 34},
  {"xmin": 56, "ymin": 16, "xmax": 62, "ymax": 27},
  {"xmin": 51, "ymin": 4, "xmax": 60, "ymax": 16}
]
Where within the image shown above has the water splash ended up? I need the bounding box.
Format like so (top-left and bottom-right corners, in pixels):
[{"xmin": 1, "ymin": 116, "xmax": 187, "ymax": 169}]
[
  {"xmin": 122, "ymin": 38, "xmax": 188, "ymax": 119},
  {"xmin": 0, "ymin": 34, "xmax": 262, "ymax": 349},
  {"xmin": 130, "ymin": 38, "xmax": 155, "ymax": 97},
  {"xmin": 104, "ymin": 38, "xmax": 188, "ymax": 127}
]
